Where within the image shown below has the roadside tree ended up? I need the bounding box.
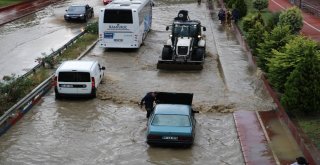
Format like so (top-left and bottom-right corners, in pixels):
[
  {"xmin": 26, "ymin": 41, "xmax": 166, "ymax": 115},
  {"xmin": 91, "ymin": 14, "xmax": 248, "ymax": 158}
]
[
  {"xmin": 281, "ymin": 48, "xmax": 320, "ymax": 114},
  {"xmin": 256, "ymin": 25, "xmax": 294, "ymax": 72},
  {"xmin": 267, "ymin": 36, "xmax": 318, "ymax": 92},
  {"xmin": 245, "ymin": 21, "xmax": 266, "ymax": 55},
  {"xmin": 278, "ymin": 7, "xmax": 303, "ymax": 34},
  {"xmin": 253, "ymin": 0, "xmax": 268, "ymax": 12}
]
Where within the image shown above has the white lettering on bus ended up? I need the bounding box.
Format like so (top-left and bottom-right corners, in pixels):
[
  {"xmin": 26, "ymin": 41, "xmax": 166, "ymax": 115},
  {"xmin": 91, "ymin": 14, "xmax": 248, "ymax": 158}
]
[{"xmin": 108, "ymin": 25, "xmax": 128, "ymax": 30}]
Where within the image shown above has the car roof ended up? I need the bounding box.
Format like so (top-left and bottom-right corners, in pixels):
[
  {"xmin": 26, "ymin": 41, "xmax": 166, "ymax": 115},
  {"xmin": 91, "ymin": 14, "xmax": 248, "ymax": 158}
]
[
  {"xmin": 57, "ymin": 60, "xmax": 97, "ymax": 72},
  {"xmin": 154, "ymin": 104, "xmax": 190, "ymax": 115}
]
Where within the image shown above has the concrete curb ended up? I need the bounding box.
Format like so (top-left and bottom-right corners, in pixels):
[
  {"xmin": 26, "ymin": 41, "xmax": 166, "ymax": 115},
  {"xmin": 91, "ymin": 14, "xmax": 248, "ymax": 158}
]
[{"xmin": 77, "ymin": 39, "xmax": 99, "ymax": 60}]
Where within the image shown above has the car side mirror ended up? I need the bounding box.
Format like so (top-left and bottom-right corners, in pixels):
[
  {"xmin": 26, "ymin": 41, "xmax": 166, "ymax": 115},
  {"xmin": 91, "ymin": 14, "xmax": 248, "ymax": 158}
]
[
  {"xmin": 65, "ymin": 9, "xmax": 68, "ymax": 12},
  {"xmin": 203, "ymin": 27, "xmax": 206, "ymax": 31},
  {"xmin": 166, "ymin": 26, "xmax": 169, "ymax": 31},
  {"xmin": 101, "ymin": 66, "xmax": 106, "ymax": 70}
]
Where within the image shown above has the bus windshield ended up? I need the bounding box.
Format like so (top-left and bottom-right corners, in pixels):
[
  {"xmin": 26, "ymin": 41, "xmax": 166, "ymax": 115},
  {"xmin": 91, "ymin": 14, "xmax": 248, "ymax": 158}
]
[{"xmin": 104, "ymin": 9, "xmax": 133, "ymax": 23}]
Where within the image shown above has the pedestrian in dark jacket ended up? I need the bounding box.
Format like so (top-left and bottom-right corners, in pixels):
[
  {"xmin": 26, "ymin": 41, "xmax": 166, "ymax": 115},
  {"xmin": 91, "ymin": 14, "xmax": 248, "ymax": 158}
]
[
  {"xmin": 232, "ymin": 8, "xmax": 240, "ymax": 23},
  {"xmin": 218, "ymin": 8, "xmax": 226, "ymax": 24},
  {"xmin": 140, "ymin": 92, "xmax": 157, "ymax": 118}
]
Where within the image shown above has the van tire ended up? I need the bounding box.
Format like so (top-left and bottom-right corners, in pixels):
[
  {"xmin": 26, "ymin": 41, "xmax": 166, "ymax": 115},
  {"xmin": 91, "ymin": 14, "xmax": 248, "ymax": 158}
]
[{"xmin": 91, "ymin": 88, "xmax": 96, "ymax": 98}]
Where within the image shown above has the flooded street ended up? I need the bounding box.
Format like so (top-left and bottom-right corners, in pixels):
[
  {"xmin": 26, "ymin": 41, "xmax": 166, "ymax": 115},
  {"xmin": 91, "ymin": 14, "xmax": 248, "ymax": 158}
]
[
  {"xmin": 0, "ymin": 0, "xmax": 276, "ymax": 164},
  {"xmin": 0, "ymin": 0, "xmax": 104, "ymax": 78}
]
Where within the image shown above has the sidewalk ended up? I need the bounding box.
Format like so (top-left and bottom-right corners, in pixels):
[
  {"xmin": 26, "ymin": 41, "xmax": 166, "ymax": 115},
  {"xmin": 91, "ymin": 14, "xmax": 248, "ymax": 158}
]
[{"xmin": 268, "ymin": 0, "xmax": 320, "ymax": 42}]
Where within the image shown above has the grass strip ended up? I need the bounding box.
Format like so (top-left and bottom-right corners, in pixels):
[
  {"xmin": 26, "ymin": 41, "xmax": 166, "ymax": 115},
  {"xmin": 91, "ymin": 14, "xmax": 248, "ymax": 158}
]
[{"xmin": 0, "ymin": 0, "xmax": 23, "ymax": 8}]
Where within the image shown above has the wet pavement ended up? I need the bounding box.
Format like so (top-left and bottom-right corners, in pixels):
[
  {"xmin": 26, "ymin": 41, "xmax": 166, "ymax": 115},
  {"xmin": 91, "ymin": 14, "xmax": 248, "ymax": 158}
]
[{"xmin": 0, "ymin": 0, "xmax": 103, "ymax": 79}]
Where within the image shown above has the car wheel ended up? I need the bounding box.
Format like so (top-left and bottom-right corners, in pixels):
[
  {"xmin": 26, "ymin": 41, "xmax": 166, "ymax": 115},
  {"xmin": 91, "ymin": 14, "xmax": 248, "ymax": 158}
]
[{"xmin": 161, "ymin": 46, "xmax": 172, "ymax": 60}]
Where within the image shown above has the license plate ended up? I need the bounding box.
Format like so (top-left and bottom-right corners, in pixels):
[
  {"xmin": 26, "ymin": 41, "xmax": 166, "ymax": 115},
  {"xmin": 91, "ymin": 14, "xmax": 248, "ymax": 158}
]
[
  {"xmin": 162, "ymin": 136, "xmax": 178, "ymax": 140},
  {"xmin": 114, "ymin": 39, "xmax": 123, "ymax": 42}
]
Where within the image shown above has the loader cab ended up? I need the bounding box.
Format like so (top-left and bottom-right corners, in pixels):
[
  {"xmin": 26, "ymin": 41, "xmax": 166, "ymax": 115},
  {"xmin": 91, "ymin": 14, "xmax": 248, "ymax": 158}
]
[{"xmin": 167, "ymin": 22, "xmax": 205, "ymax": 47}]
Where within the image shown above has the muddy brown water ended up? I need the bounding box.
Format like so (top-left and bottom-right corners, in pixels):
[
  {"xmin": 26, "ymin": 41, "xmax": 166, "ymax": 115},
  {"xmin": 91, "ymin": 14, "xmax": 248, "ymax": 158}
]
[{"xmin": 0, "ymin": 0, "xmax": 277, "ymax": 164}]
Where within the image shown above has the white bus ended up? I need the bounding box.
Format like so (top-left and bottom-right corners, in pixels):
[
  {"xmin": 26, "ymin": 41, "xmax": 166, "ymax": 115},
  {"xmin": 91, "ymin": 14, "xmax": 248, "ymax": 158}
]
[{"xmin": 99, "ymin": 0, "xmax": 153, "ymax": 48}]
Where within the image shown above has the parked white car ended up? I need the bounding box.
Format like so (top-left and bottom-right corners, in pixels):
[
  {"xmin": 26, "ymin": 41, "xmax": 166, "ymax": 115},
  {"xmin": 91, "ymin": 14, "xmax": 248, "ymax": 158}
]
[{"xmin": 53, "ymin": 60, "xmax": 105, "ymax": 99}]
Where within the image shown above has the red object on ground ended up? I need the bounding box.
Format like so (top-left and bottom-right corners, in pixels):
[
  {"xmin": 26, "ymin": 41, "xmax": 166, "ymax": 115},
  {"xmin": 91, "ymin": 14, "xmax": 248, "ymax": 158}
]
[
  {"xmin": 234, "ymin": 111, "xmax": 277, "ymax": 165},
  {"xmin": 268, "ymin": 0, "xmax": 320, "ymax": 42}
]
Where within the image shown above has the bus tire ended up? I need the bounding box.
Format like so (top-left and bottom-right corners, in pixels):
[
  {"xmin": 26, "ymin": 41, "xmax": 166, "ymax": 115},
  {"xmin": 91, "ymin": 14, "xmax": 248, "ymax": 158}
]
[{"xmin": 162, "ymin": 46, "xmax": 172, "ymax": 60}]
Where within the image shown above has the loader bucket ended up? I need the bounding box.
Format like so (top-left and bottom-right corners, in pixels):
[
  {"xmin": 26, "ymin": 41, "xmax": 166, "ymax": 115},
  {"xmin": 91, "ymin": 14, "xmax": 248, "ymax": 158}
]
[{"xmin": 157, "ymin": 60, "xmax": 203, "ymax": 70}]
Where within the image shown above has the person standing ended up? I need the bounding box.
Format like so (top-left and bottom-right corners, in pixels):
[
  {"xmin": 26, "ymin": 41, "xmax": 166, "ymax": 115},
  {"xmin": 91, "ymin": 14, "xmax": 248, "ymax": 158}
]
[
  {"xmin": 290, "ymin": 157, "xmax": 309, "ymax": 165},
  {"xmin": 140, "ymin": 92, "xmax": 157, "ymax": 118},
  {"xmin": 218, "ymin": 8, "xmax": 226, "ymax": 24},
  {"xmin": 232, "ymin": 8, "xmax": 240, "ymax": 23}
]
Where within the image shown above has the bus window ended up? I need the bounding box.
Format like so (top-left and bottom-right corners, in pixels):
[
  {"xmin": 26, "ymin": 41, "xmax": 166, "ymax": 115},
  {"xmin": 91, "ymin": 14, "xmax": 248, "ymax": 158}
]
[{"xmin": 104, "ymin": 9, "xmax": 133, "ymax": 23}]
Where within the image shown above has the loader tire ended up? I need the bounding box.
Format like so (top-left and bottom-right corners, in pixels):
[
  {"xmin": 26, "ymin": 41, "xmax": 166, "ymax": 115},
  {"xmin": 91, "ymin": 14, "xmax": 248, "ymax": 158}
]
[
  {"xmin": 161, "ymin": 46, "xmax": 172, "ymax": 60},
  {"xmin": 192, "ymin": 48, "xmax": 204, "ymax": 61}
]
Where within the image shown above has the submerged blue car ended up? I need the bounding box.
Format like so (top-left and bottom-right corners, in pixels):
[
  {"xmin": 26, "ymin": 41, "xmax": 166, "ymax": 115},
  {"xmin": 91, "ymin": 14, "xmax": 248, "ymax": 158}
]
[{"xmin": 146, "ymin": 92, "xmax": 198, "ymax": 147}]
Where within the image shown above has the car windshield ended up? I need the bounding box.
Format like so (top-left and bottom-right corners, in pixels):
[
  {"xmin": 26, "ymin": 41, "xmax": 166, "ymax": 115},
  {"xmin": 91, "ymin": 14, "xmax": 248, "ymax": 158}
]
[
  {"xmin": 151, "ymin": 114, "xmax": 191, "ymax": 127},
  {"xmin": 68, "ymin": 6, "xmax": 85, "ymax": 14}
]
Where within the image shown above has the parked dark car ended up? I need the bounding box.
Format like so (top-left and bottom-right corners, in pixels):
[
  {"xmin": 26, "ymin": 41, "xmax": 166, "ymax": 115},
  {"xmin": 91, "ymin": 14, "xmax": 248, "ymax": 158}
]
[
  {"xmin": 64, "ymin": 4, "xmax": 94, "ymax": 22},
  {"xmin": 146, "ymin": 92, "xmax": 198, "ymax": 147}
]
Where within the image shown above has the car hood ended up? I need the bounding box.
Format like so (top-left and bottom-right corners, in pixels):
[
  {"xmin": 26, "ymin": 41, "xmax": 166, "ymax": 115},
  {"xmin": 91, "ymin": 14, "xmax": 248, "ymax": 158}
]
[
  {"xmin": 148, "ymin": 125, "xmax": 193, "ymax": 136},
  {"xmin": 156, "ymin": 92, "xmax": 193, "ymax": 105},
  {"xmin": 66, "ymin": 11, "xmax": 83, "ymax": 15}
]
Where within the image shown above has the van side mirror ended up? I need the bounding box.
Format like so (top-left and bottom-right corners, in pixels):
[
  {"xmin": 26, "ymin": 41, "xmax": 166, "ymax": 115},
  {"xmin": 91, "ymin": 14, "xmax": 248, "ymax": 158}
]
[
  {"xmin": 203, "ymin": 27, "xmax": 206, "ymax": 31},
  {"xmin": 166, "ymin": 26, "xmax": 169, "ymax": 31},
  {"xmin": 101, "ymin": 66, "xmax": 106, "ymax": 70}
]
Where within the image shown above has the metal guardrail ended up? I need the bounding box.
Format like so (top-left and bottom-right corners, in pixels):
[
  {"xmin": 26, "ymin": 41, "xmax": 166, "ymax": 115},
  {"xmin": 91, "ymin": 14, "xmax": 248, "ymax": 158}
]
[
  {"xmin": 19, "ymin": 30, "xmax": 86, "ymax": 80},
  {"xmin": 0, "ymin": 30, "xmax": 87, "ymax": 136}
]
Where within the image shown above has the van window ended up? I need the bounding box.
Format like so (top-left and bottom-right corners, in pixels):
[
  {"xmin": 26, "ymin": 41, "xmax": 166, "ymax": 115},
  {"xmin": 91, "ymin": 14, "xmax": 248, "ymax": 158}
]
[{"xmin": 58, "ymin": 72, "xmax": 90, "ymax": 82}]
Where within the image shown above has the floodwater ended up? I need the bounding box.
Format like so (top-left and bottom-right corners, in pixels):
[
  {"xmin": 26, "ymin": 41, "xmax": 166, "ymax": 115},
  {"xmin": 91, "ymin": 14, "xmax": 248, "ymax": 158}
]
[
  {"xmin": 0, "ymin": 0, "xmax": 104, "ymax": 79},
  {"xmin": 0, "ymin": 0, "xmax": 277, "ymax": 164}
]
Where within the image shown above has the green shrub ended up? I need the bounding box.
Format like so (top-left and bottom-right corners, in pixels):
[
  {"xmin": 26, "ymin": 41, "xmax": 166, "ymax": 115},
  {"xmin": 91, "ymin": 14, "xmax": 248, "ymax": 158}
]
[
  {"xmin": 85, "ymin": 21, "xmax": 98, "ymax": 34},
  {"xmin": 267, "ymin": 36, "xmax": 318, "ymax": 92},
  {"xmin": 281, "ymin": 48, "xmax": 320, "ymax": 114},
  {"xmin": 253, "ymin": 0, "xmax": 268, "ymax": 12},
  {"xmin": 245, "ymin": 21, "xmax": 265, "ymax": 55},
  {"xmin": 278, "ymin": 7, "xmax": 303, "ymax": 34},
  {"xmin": 256, "ymin": 25, "xmax": 294, "ymax": 72},
  {"xmin": 242, "ymin": 13, "xmax": 264, "ymax": 32}
]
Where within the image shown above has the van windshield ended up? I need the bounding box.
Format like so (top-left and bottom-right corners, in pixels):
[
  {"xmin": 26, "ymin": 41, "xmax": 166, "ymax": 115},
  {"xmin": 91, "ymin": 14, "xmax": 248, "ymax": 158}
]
[{"xmin": 58, "ymin": 72, "xmax": 90, "ymax": 82}]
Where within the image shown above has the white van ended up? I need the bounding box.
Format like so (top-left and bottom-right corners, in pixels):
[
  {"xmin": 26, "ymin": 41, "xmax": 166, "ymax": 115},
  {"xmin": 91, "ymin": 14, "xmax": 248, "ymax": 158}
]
[{"xmin": 53, "ymin": 60, "xmax": 105, "ymax": 99}]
